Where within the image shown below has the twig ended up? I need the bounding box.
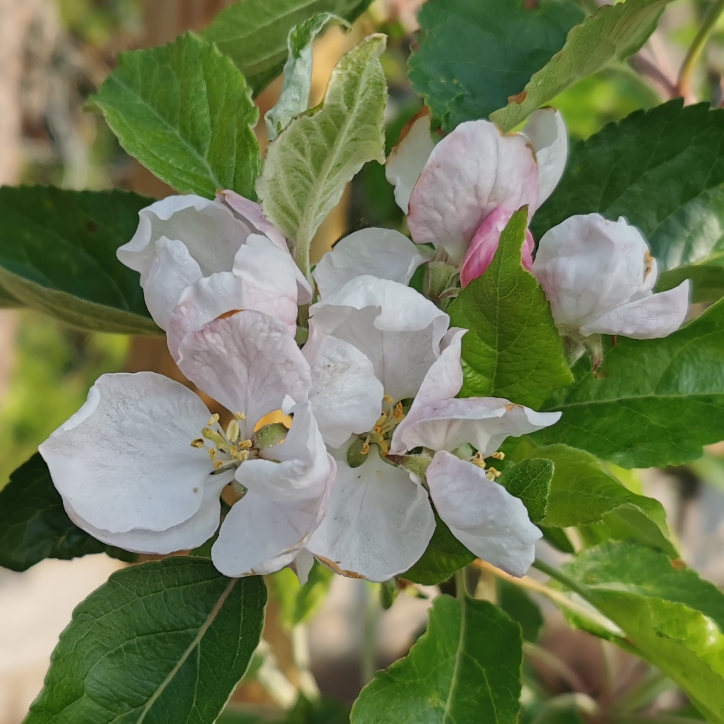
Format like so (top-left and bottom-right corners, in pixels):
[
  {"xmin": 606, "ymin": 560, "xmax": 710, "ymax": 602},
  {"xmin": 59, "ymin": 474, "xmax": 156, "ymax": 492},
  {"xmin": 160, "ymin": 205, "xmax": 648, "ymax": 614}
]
[{"xmin": 678, "ymin": 0, "xmax": 724, "ymax": 103}]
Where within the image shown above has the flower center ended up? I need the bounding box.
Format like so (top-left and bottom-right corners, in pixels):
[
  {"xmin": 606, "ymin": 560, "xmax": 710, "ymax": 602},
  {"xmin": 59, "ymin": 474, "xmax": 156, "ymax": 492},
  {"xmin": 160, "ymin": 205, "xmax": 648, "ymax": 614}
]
[
  {"xmin": 191, "ymin": 412, "xmax": 255, "ymax": 473},
  {"xmin": 360, "ymin": 394, "xmax": 406, "ymax": 456},
  {"xmin": 470, "ymin": 450, "xmax": 505, "ymax": 481}
]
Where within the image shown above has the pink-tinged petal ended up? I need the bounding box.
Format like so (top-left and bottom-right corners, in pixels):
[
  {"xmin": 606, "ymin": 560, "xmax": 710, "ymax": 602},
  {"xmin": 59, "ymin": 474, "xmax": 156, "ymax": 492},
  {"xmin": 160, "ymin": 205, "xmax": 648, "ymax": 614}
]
[
  {"xmin": 307, "ymin": 445, "xmax": 435, "ymax": 582},
  {"xmin": 306, "ymin": 336, "xmax": 384, "ymax": 448},
  {"xmin": 39, "ymin": 372, "xmax": 215, "ymax": 535},
  {"xmin": 143, "ymin": 237, "xmax": 203, "ymax": 330},
  {"xmin": 308, "ymin": 276, "xmax": 449, "ymax": 401},
  {"xmin": 385, "ymin": 107, "xmax": 436, "ymax": 214},
  {"xmin": 314, "ymin": 228, "xmax": 432, "ymax": 298},
  {"xmin": 408, "ymin": 120, "xmax": 539, "ymax": 262},
  {"xmin": 212, "ymin": 462, "xmax": 334, "ymax": 577},
  {"xmin": 532, "ymin": 214, "xmax": 652, "ymax": 332},
  {"xmin": 63, "ymin": 471, "xmax": 232, "ymax": 555},
  {"xmin": 582, "ymin": 280, "xmax": 690, "ymax": 339},
  {"xmin": 118, "ymin": 194, "xmax": 247, "ymax": 280},
  {"xmin": 218, "ymin": 190, "xmax": 313, "ymax": 304},
  {"xmin": 177, "ymin": 311, "xmax": 311, "ymax": 430},
  {"xmin": 240, "ymin": 403, "xmax": 333, "ymax": 502},
  {"xmin": 427, "ymin": 451, "xmax": 541, "ymax": 577},
  {"xmin": 522, "ymin": 108, "xmax": 568, "ymax": 205},
  {"xmin": 460, "ymin": 207, "xmax": 535, "ymax": 287},
  {"xmin": 393, "ymin": 397, "xmax": 561, "ymax": 456}
]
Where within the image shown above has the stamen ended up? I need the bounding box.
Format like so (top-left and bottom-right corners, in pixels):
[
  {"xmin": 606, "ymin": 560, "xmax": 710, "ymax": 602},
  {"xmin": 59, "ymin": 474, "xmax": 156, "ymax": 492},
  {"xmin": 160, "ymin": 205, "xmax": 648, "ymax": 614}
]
[
  {"xmin": 213, "ymin": 460, "xmax": 224, "ymax": 470},
  {"xmin": 239, "ymin": 439, "xmax": 253, "ymax": 450},
  {"xmin": 471, "ymin": 452, "xmax": 486, "ymax": 469},
  {"xmin": 392, "ymin": 402, "xmax": 405, "ymax": 419},
  {"xmin": 208, "ymin": 448, "xmax": 217, "ymax": 461},
  {"xmin": 202, "ymin": 427, "xmax": 231, "ymax": 452},
  {"xmin": 383, "ymin": 395, "xmax": 394, "ymax": 404},
  {"xmin": 191, "ymin": 438, "xmax": 205, "ymax": 449},
  {"xmin": 361, "ymin": 441, "xmax": 371, "ymax": 455},
  {"xmin": 226, "ymin": 419, "xmax": 241, "ymax": 443},
  {"xmin": 491, "ymin": 451, "xmax": 505, "ymax": 461},
  {"xmin": 208, "ymin": 413, "xmax": 220, "ymax": 426},
  {"xmin": 235, "ymin": 412, "xmax": 247, "ymax": 421},
  {"xmin": 486, "ymin": 467, "xmax": 501, "ymax": 480}
]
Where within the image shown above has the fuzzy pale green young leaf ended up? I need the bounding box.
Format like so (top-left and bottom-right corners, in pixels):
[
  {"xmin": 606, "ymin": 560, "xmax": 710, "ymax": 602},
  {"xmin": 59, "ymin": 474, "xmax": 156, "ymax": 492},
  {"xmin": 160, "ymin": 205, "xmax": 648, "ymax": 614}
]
[
  {"xmin": 409, "ymin": 0, "xmax": 584, "ymax": 132},
  {"xmin": 201, "ymin": 0, "xmax": 372, "ymax": 95},
  {"xmin": 90, "ymin": 33, "xmax": 260, "ymax": 199},
  {"xmin": 0, "ymin": 186, "xmax": 158, "ymax": 334},
  {"xmin": 351, "ymin": 596, "xmax": 522, "ymax": 724},
  {"xmin": 491, "ymin": 0, "xmax": 672, "ymax": 132},
  {"xmin": 257, "ymin": 34, "xmax": 387, "ymax": 278},
  {"xmin": 560, "ymin": 542, "xmax": 724, "ymax": 723},
  {"xmin": 25, "ymin": 558, "xmax": 266, "ymax": 724},
  {"xmin": 0, "ymin": 454, "xmax": 137, "ymax": 572},
  {"xmin": 266, "ymin": 13, "xmax": 349, "ymax": 141},
  {"xmin": 538, "ymin": 298, "xmax": 724, "ymax": 468},
  {"xmin": 449, "ymin": 208, "xmax": 573, "ymax": 410}
]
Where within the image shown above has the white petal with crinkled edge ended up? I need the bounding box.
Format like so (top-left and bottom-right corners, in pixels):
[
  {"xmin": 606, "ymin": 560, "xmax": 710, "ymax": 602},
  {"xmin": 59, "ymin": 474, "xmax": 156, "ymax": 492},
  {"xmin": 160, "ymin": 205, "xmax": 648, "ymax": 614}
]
[
  {"xmin": 394, "ymin": 398, "xmax": 561, "ymax": 457},
  {"xmin": 212, "ymin": 459, "xmax": 334, "ymax": 577},
  {"xmin": 63, "ymin": 471, "xmax": 233, "ymax": 555},
  {"xmin": 39, "ymin": 372, "xmax": 215, "ymax": 534},
  {"xmin": 386, "ymin": 108, "xmax": 436, "ymax": 214},
  {"xmin": 306, "ymin": 336, "xmax": 384, "ymax": 448},
  {"xmin": 521, "ymin": 108, "xmax": 568, "ymax": 205},
  {"xmin": 314, "ymin": 228, "xmax": 432, "ymax": 298},
  {"xmin": 427, "ymin": 451, "xmax": 541, "ymax": 577},
  {"xmin": 533, "ymin": 214, "xmax": 653, "ymax": 332},
  {"xmin": 306, "ymin": 444, "xmax": 435, "ymax": 582},
  {"xmin": 308, "ymin": 276, "xmax": 449, "ymax": 401},
  {"xmin": 117, "ymin": 194, "xmax": 248, "ymax": 281},
  {"xmin": 240, "ymin": 403, "xmax": 333, "ymax": 502},
  {"xmin": 582, "ymin": 280, "xmax": 690, "ymax": 339},
  {"xmin": 142, "ymin": 237, "xmax": 203, "ymax": 330},
  {"xmin": 408, "ymin": 120, "xmax": 539, "ymax": 262},
  {"xmin": 218, "ymin": 190, "xmax": 313, "ymax": 304},
  {"xmin": 177, "ymin": 311, "xmax": 311, "ymax": 431}
]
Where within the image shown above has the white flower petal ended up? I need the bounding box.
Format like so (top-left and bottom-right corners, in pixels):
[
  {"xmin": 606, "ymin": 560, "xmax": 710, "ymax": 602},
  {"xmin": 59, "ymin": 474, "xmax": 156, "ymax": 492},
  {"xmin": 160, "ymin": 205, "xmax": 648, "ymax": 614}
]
[
  {"xmin": 308, "ymin": 276, "xmax": 449, "ymax": 401},
  {"xmin": 294, "ymin": 549, "xmax": 315, "ymax": 584},
  {"xmin": 307, "ymin": 445, "xmax": 435, "ymax": 582},
  {"xmin": 408, "ymin": 120, "xmax": 539, "ymax": 262},
  {"xmin": 533, "ymin": 214, "xmax": 653, "ymax": 332},
  {"xmin": 63, "ymin": 471, "xmax": 232, "ymax": 555},
  {"xmin": 394, "ymin": 398, "xmax": 561, "ymax": 456},
  {"xmin": 218, "ymin": 190, "xmax": 313, "ymax": 304},
  {"xmin": 314, "ymin": 228, "xmax": 432, "ymax": 298},
  {"xmin": 522, "ymin": 108, "xmax": 568, "ymax": 205},
  {"xmin": 427, "ymin": 451, "xmax": 541, "ymax": 577},
  {"xmin": 39, "ymin": 372, "xmax": 215, "ymax": 535},
  {"xmin": 177, "ymin": 311, "xmax": 311, "ymax": 429},
  {"xmin": 142, "ymin": 237, "xmax": 203, "ymax": 330},
  {"xmin": 117, "ymin": 195, "xmax": 247, "ymax": 281},
  {"xmin": 212, "ymin": 466, "xmax": 334, "ymax": 577},
  {"xmin": 582, "ymin": 280, "xmax": 690, "ymax": 339},
  {"xmin": 240, "ymin": 403, "xmax": 333, "ymax": 502},
  {"xmin": 306, "ymin": 335, "xmax": 384, "ymax": 448},
  {"xmin": 385, "ymin": 108, "xmax": 436, "ymax": 214}
]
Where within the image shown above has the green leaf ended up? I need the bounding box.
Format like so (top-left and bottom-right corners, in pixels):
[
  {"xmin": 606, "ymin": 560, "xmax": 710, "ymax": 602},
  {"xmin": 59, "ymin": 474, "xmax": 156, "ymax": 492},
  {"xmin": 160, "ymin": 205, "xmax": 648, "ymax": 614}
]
[
  {"xmin": 409, "ymin": 0, "xmax": 584, "ymax": 132},
  {"xmin": 534, "ymin": 102, "xmax": 724, "ymax": 277},
  {"xmin": 498, "ymin": 458, "xmax": 553, "ymax": 523},
  {"xmin": 26, "ymin": 558, "xmax": 267, "ymax": 724},
  {"xmin": 448, "ymin": 208, "xmax": 573, "ymax": 410},
  {"xmin": 0, "ymin": 186, "xmax": 158, "ymax": 335},
  {"xmin": 351, "ymin": 596, "xmax": 522, "ymax": 724},
  {"xmin": 266, "ymin": 13, "xmax": 349, "ymax": 141},
  {"xmin": 510, "ymin": 439, "xmax": 676, "ymax": 555},
  {"xmin": 90, "ymin": 32, "xmax": 260, "ymax": 199},
  {"xmin": 201, "ymin": 0, "xmax": 372, "ymax": 96},
  {"xmin": 402, "ymin": 514, "xmax": 475, "ymax": 586},
  {"xmin": 491, "ymin": 0, "xmax": 672, "ymax": 132},
  {"xmin": 498, "ymin": 579, "xmax": 544, "ymax": 642},
  {"xmin": 0, "ymin": 282, "xmax": 21, "ymax": 308},
  {"xmin": 560, "ymin": 541, "xmax": 724, "ymax": 723},
  {"xmin": 0, "ymin": 454, "xmax": 137, "ymax": 572},
  {"xmin": 658, "ymin": 260, "xmax": 724, "ymax": 304},
  {"xmin": 539, "ymin": 298, "xmax": 724, "ymax": 468},
  {"xmin": 257, "ymin": 34, "xmax": 387, "ymax": 277},
  {"xmin": 271, "ymin": 561, "xmax": 334, "ymax": 628}
]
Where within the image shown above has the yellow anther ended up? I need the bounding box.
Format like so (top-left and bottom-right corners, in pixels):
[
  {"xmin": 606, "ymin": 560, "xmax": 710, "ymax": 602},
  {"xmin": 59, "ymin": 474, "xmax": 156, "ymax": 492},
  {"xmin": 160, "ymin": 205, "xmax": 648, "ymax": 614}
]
[
  {"xmin": 361, "ymin": 441, "xmax": 371, "ymax": 455},
  {"xmin": 486, "ymin": 467, "xmax": 501, "ymax": 480},
  {"xmin": 208, "ymin": 448, "xmax": 217, "ymax": 461},
  {"xmin": 231, "ymin": 449, "xmax": 250, "ymax": 462},
  {"xmin": 373, "ymin": 425, "xmax": 385, "ymax": 435},
  {"xmin": 378, "ymin": 440, "xmax": 390, "ymax": 455},
  {"xmin": 393, "ymin": 402, "xmax": 405, "ymax": 419},
  {"xmin": 208, "ymin": 413, "xmax": 220, "ymax": 426},
  {"xmin": 202, "ymin": 427, "xmax": 232, "ymax": 453},
  {"xmin": 235, "ymin": 411, "xmax": 247, "ymax": 421},
  {"xmin": 213, "ymin": 460, "xmax": 224, "ymax": 470},
  {"xmin": 239, "ymin": 439, "xmax": 253, "ymax": 450},
  {"xmin": 471, "ymin": 452, "xmax": 486, "ymax": 469},
  {"xmin": 226, "ymin": 419, "xmax": 241, "ymax": 443},
  {"xmin": 491, "ymin": 451, "xmax": 505, "ymax": 461},
  {"xmin": 505, "ymin": 404, "xmax": 516, "ymax": 412},
  {"xmin": 191, "ymin": 438, "xmax": 205, "ymax": 449},
  {"xmin": 383, "ymin": 395, "xmax": 394, "ymax": 404}
]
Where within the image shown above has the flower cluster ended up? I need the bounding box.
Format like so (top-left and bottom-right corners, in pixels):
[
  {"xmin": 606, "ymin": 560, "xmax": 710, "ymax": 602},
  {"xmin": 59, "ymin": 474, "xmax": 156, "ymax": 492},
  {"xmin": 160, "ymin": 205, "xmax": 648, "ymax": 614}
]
[{"xmin": 39, "ymin": 109, "xmax": 690, "ymax": 583}]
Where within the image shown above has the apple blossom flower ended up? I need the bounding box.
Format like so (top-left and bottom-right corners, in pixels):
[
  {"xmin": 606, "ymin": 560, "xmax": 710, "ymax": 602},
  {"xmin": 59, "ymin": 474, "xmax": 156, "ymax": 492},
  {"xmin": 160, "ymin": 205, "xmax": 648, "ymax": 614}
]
[
  {"xmin": 39, "ymin": 311, "xmax": 334, "ymax": 578},
  {"xmin": 532, "ymin": 214, "xmax": 690, "ymax": 340},
  {"xmin": 302, "ymin": 276, "xmax": 558, "ymax": 581},
  {"xmin": 117, "ymin": 191, "xmax": 312, "ymax": 357},
  {"xmin": 386, "ymin": 107, "xmax": 568, "ymax": 285}
]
